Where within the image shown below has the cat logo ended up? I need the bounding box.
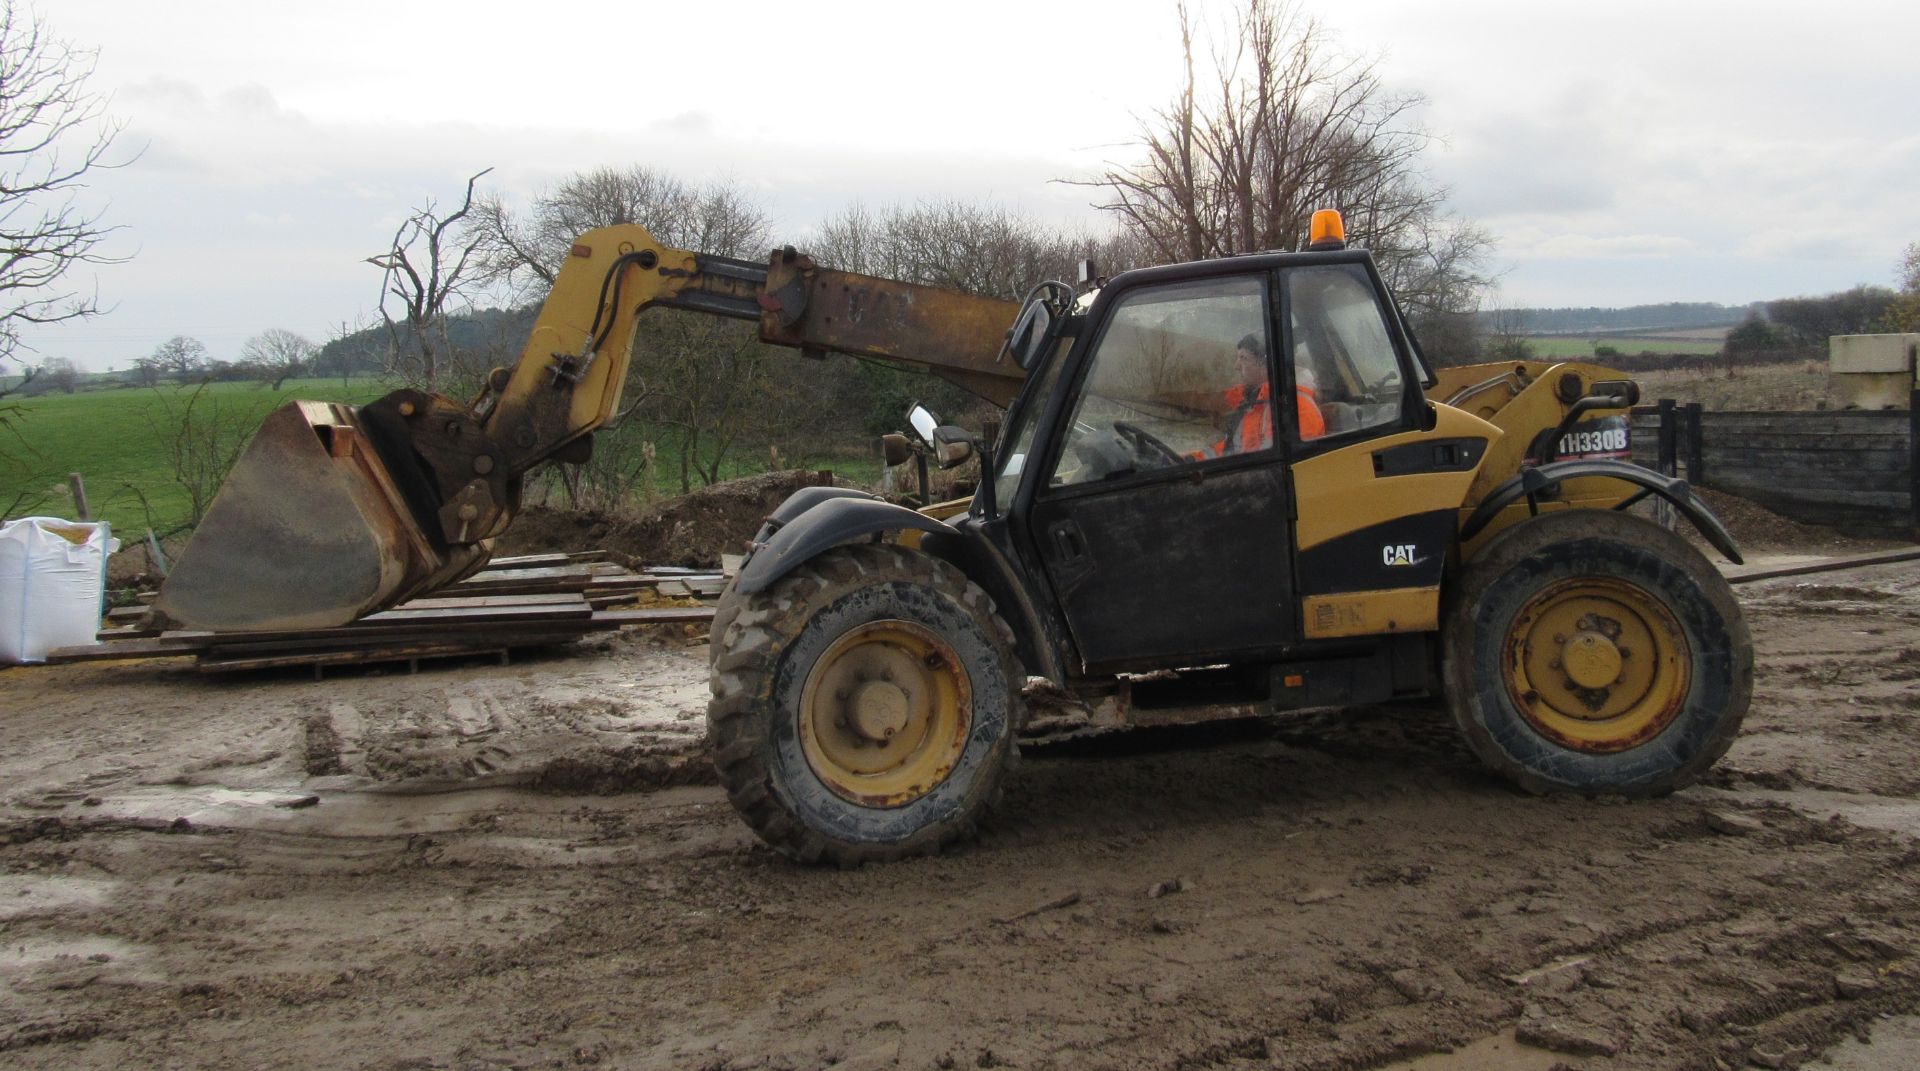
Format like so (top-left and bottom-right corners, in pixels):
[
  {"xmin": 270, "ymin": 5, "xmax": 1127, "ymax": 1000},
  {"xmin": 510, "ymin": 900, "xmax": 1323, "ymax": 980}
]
[{"xmin": 1382, "ymin": 544, "xmax": 1420, "ymax": 567}]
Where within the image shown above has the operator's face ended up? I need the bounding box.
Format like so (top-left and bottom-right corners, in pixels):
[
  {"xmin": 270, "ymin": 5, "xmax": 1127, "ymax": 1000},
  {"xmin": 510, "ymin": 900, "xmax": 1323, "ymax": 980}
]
[{"xmin": 1235, "ymin": 347, "xmax": 1264, "ymax": 389}]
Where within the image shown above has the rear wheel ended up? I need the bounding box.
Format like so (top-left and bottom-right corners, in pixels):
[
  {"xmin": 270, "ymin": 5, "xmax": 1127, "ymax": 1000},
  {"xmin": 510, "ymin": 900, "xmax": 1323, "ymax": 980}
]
[
  {"xmin": 1443, "ymin": 510, "xmax": 1751, "ymax": 796},
  {"xmin": 706, "ymin": 543, "xmax": 1023, "ymax": 864}
]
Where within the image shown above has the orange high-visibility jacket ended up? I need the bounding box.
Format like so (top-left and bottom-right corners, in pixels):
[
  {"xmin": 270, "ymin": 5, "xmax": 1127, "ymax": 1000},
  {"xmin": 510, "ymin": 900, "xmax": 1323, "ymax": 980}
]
[{"xmin": 1207, "ymin": 382, "xmax": 1325, "ymax": 457}]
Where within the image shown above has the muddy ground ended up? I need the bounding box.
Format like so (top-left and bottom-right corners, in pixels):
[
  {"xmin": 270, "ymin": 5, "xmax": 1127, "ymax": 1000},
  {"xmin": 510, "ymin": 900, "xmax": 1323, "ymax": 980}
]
[{"xmin": 8, "ymin": 553, "xmax": 1920, "ymax": 1070}]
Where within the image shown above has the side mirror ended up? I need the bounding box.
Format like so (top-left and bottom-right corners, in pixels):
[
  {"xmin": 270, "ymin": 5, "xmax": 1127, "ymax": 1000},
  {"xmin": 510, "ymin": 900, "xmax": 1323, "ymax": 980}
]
[
  {"xmin": 908, "ymin": 404, "xmax": 939, "ymax": 444},
  {"xmin": 880, "ymin": 432, "xmax": 913, "ymax": 467},
  {"xmin": 1003, "ymin": 301, "xmax": 1053, "ymax": 371},
  {"xmin": 931, "ymin": 425, "xmax": 975, "ymax": 469}
]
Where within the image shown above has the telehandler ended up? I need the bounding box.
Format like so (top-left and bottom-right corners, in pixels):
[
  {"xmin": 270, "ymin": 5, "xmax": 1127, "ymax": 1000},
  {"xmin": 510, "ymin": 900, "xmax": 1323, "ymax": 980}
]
[{"xmin": 156, "ymin": 209, "xmax": 1752, "ymax": 865}]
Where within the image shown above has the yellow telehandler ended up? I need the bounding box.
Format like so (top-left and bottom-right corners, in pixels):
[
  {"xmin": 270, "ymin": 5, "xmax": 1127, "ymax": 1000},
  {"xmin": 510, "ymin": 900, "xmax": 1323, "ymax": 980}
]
[{"xmin": 155, "ymin": 210, "xmax": 1752, "ymax": 865}]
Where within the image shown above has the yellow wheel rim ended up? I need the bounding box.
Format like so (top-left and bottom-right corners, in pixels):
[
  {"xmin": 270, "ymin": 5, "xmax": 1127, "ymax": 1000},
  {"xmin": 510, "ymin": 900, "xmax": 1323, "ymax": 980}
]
[
  {"xmin": 1502, "ymin": 577, "xmax": 1690, "ymax": 754},
  {"xmin": 798, "ymin": 620, "xmax": 971, "ymax": 808}
]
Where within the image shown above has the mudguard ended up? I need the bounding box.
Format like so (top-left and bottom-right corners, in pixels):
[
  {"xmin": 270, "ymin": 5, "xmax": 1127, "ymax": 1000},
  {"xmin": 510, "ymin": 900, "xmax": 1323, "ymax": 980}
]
[
  {"xmin": 735, "ymin": 496, "xmax": 955, "ymax": 595},
  {"xmin": 755, "ymin": 486, "xmax": 878, "ymax": 538},
  {"xmin": 1458, "ymin": 459, "xmax": 1743, "ymax": 565}
]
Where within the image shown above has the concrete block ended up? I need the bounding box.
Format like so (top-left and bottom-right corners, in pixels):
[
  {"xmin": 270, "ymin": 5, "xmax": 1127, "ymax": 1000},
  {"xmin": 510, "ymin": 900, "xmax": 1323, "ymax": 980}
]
[{"xmin": 1829, "ymin": 333, "xmax": 1918, "ymax": 375}]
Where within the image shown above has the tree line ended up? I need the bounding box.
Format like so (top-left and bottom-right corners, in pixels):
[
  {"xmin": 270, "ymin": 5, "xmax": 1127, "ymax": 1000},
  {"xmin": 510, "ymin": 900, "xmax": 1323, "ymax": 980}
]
[
  {"xmin": 0, "ymin": 0, "xmax": 1574, "ymax": 509},
  {"xmin": 351, "ymin": 0, "xmax": 1497, "ymax": 501},
  {"xmin": 1726, "ymin": 277, "xmax": 1920, "ymax": 359}
]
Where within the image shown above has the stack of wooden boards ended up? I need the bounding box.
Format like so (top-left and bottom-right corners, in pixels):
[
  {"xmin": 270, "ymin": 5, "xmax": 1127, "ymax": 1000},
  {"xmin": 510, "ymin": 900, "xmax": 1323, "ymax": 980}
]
[{"xmin": 46, "ymin": 552, "xmax": 723, "ymax": 676}]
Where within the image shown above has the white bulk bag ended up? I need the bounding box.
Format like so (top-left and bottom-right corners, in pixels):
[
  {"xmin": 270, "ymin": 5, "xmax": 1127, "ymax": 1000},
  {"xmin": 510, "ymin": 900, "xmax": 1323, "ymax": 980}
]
[{"xmin": 0, "ymin": 517, "xmax": 118, "ymax": 664}]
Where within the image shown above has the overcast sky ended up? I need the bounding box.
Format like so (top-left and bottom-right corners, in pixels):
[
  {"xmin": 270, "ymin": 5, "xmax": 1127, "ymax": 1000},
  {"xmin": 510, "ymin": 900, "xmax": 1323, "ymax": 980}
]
[{"xmin": 19, "ymin": 0, "xmax": 1920, "ymax": 371}]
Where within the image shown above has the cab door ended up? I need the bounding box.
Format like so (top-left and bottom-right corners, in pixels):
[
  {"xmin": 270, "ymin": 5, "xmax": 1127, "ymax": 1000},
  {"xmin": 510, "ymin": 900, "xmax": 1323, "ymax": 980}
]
[{"xmin": 1024, "ymin": 272, "xmax": 1299, "ymax": 673}]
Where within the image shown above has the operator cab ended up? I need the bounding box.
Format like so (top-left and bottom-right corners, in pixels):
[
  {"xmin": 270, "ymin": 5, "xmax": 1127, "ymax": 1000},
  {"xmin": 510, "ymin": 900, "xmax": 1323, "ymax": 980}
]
[{"xmin": 975, "ymin": 211, "xmax": 1448, "ymax": 678}]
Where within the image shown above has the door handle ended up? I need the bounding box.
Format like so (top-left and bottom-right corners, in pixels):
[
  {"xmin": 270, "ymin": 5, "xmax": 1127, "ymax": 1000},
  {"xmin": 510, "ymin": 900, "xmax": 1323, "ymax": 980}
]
[{"xmin": 1050, "ymin": 520, "xmax": 1087, "ymax": 562}]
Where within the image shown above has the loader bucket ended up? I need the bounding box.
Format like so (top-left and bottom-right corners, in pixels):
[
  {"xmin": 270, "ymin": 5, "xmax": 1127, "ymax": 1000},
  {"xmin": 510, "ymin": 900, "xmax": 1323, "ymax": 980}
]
[{"xmin": 152, "ymin": 400, "xmax": 460, "ymax": 633}]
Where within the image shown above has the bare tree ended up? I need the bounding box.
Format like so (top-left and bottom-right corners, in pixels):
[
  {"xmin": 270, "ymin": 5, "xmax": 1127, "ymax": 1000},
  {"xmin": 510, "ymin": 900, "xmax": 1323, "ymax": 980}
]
[
  {"xmin": 473, "ymin": 167, "xmax": 789, "ymax": 493},
  {"xmin": 1888, "ymin": 242, "xmax": 1920, "ymax": 332},
  {"xmin": 1480, "ymin": 301, "xmax": 1536, "ymax": 362},
  {"xmin": 36, "ymin": 355, "xmax": 77, "ymax": 393},
  {"xmin": 812, "ymin": 199, "xmax": 1146, "ymax": 301},
  {"xmin": 149, "ymin": 335, "xmax": 206, "ymax": 382},
  {"xmin": 148, "ymin": 382, "xmax": 248, "ymax": 530},
  {"xmin": 469, "ymin": 166, "xmax": 769, "ymax": 299},
  {"xmin": 1084, "ymin": 0, "xmax": 1490, "ymax": 359},
  {"xmin": 367, "ymin": 168, "xmax": 491, "ymax": 389},
  {"xmin": 239, "ymin": 327, "xmax": 314, "ymax": 389},
  {"xmin": 0, "ymin": 1, "xmax": 126, "ymax": 378}
]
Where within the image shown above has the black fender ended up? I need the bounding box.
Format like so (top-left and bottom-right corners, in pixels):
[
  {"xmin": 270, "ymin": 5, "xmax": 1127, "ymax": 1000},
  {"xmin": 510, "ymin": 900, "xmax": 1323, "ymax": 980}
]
[
  {"xmin": 743, "ymin": 485, "xmax": 882, "ymax": 546},
  {"xmin": 1458, "ymin": 460, "xmax": 1743, "ymax": 565},
  {"xmin": 735, "ymin": 496, "xmax": 955, "ymax": 595}
]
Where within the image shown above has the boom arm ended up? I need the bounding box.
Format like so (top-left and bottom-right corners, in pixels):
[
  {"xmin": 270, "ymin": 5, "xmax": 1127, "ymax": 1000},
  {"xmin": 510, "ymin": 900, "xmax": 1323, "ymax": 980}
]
[
  {"xmin": 150, "ymin": 224, "xmax": 1027, "ymax": 632},
  {"xmin": 485, "ymin": 224, "xmax": 1026, "ymax": 481}
]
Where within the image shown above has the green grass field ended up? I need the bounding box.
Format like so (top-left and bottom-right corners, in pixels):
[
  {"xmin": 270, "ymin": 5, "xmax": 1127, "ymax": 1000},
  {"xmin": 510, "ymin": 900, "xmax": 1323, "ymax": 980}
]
[
  {"xmin": 1, "ymin": 378, "xmax": 391, "ymax": 537},
  {"xmin": 2, "ymin": 378, "xmax": 883, "ymax": 537},
  {"xmin": 1522, "ymin": 336, "xmax": 1726, "ymax": 359}
]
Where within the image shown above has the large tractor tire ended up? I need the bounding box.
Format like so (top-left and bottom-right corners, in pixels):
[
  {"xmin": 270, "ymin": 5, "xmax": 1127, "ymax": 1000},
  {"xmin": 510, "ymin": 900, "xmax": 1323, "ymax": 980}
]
[
  {"xmin": 1442, "ymin": 510, "xmax": 1752, "ymax": 797},
  {"xmin": 706, "ymin": 543, "xmax": 1024, "ymax": 865}
]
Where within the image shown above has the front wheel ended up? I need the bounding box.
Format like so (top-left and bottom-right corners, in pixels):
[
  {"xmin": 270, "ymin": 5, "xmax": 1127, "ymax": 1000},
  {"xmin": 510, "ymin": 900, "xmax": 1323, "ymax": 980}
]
[
  {"xmin": 1443, "ymin": 510, "xmax": 1752, "ymax": 796},
  {"xmin": 706, "ymin": 543, "xmax": 1023, "ymax": 864}
]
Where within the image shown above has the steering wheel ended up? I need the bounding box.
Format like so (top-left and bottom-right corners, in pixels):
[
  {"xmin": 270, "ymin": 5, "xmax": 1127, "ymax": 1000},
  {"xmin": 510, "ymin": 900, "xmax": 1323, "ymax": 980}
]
[
  {"xmin": 1112, "ymin": 421, "xmax": 1182, "ymax": 468},
  {"xmin": 1353, "ymin": 373, "xmax": 1402, "ymax": 406}
]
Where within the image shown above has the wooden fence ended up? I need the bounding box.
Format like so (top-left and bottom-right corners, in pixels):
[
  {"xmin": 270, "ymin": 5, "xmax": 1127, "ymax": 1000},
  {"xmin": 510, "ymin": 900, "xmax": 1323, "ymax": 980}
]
[{"xmin": 1628, "ymin": 395, "xmax": 1919, "ymax": 536}]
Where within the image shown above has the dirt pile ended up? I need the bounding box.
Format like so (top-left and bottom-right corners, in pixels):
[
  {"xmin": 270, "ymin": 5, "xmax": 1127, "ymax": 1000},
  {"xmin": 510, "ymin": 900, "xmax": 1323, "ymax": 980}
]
[
  {"xmin": 1696, "ymin": 486, "xmax": 1905, "ymax": 553},
  {"xmin": 494, "ymin": 469, "xmax": 850, "ymax": 567}
]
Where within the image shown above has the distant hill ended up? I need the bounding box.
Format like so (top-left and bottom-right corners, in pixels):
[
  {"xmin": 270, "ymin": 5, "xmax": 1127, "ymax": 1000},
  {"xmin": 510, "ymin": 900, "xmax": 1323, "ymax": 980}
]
[
  {"xmin": 1479, "ymin": 302, "xmax": 1759, "ymax": 336},
  {"xmin": 312, "ymin": 306, "xmax": 538, "ymax": 377}
]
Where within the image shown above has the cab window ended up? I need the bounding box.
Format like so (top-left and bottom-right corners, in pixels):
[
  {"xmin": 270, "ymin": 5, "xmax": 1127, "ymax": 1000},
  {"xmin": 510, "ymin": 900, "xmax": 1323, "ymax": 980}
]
[
  {"xmin": 1049, "ymin": 276, "xmax": 1270, "ymax": 488},
  {"xmin": 992, "ymin": 331, "xmax": 1074, "ymax": 508},
  {"xmin": 1286, "ymin": 264, "xmax": 1407, "ymax": 440}
]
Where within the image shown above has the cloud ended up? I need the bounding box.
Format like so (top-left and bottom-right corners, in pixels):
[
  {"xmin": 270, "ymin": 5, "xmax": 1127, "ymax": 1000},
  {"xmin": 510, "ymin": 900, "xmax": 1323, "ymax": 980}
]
[{"xmin": 1525, "ymin": 234, "xmax": 1698, "ymax": 260}]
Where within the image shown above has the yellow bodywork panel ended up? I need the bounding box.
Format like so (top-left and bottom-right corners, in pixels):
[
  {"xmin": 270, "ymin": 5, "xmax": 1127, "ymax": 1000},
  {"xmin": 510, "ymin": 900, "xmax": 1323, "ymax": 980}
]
[
  {"xmin": 1290, "ymin": 403, "xmax": 1501, "ymax": 551},
  {"xmin": 1430, "ymin": 360, "xmax": 1642, "ymax": 559},
  {"xmin": 1301, "ymin": 586, "xmax": 1442, "ymax": 639},
  {"xmin": 1288, "ymin": 404, "xmax": 1498, "ymax": 641}
]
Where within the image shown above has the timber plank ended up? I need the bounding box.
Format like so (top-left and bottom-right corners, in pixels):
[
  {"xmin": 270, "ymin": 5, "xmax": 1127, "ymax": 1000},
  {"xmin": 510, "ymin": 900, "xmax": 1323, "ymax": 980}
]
[
  {"xmin": 46, "ymin": 635, "xmax": 210, "ymax": 663},
  {"xmin": 197, "ymin": 643, "xmax": 510, "ymax": 675},
  {"xmin": 483, "ymin": 553, "xmax": 572, "ymax": 569},
  {"xmin": 360, "ymin": 603, "xmax": 593, "ymax": 625},
  {"xmin": 590, "ymin": 607, "xmax": 717, "ymax": 625},
  {"xmin": 391, "ymin": 593, "xmax": 588, "ymax": 610},
  {"xmin": 171, "ymin": 614, "xmax": 600, "ymax": 648},
  {"xmin": 447, "ymin": 566, "xmax": 593, "ymax": 591}
]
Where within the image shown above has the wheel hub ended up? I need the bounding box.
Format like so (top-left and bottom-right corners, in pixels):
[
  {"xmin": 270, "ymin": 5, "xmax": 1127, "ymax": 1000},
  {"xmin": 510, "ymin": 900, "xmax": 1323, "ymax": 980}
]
[
  {"xmin": 1562, "ymin": 629, "xmax": 1624, "ymax": 690},
  {"xmin": 848, "ymin": 680, "xmax": 911, "ymax": 741},
  {"xmin": 1503, "ymin": 579, "xmax": 1690, "ymax": 753},
  {"xmin": 798, "ymin": 619, "xmax": 972, "ymax": 808}
]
